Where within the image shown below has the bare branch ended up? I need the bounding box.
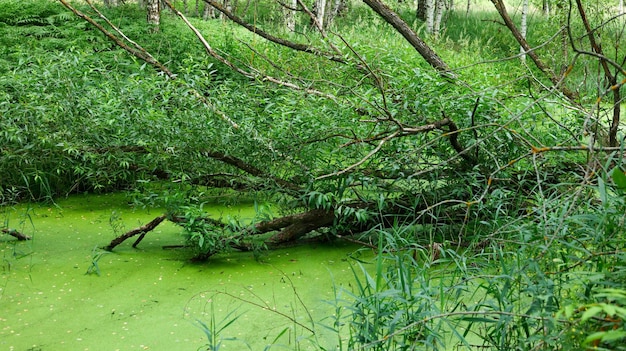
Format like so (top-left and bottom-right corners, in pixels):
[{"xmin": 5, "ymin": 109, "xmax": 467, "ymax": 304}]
[
  {"xmin": 58, "ymin": 0, "xmax": 175, "ymax": 78},
  {"xmin": 362, "ymin": 0, "xmax": 455, "ymax": 77},
  {"xmin": 490, "ymin": 0, "xmax": 578, "ymax": 101},
  {"xmin": 202, "ymin": 0, "xmax": 345, "ymax": 62}
]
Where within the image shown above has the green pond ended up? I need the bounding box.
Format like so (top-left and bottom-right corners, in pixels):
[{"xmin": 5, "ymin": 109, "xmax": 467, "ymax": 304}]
[{"xmin": 1, "ymin": 193, "xmax": 369, "ymax": 351}]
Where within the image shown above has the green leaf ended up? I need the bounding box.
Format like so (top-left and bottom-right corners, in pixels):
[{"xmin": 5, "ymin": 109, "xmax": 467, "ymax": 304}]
[
  {"xmin": 611, "ymin": 168, "xmax": 626, "ymax": 190},
  {"xmin": 583, "ymin": 330, "xmax": 626, "ymax": 345},
  {"xmin": 598, "ymin": 330, "xmax": 626, "ymax": 343},
  {"xmin": 598, "ymin": 177, "xmax": 607, "ymax": 204},
  {"xmin": 581, "ymin": 305, "xmax": 603, "ymax": 322},
  {"xmin": 602, "ymin": 303, "xmax": 616, "ymax": 317}
]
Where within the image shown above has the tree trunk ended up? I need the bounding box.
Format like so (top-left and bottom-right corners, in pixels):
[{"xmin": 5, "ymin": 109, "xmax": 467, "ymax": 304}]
[
  {"xmin": 222, "ymin": 0, "xmax": 231, "ymax": 20},
  {"xmin": 203, "ymin": 2, "xmax": 215, "ymax": 19},
  {"xmin": 416, "ymin": 0, "xmax": 426, "ymax": 21},
  {"xmin": 519, "ymin": 0, "xmax": 528, "ymax": 62},
  {"xmin": 104, "ymin": 214, "xmax": 168, "ymax": 251},
  {"xmin": 146, "ymin": 0, "xmax": 160, "ymax": 29},
  {"xmin": 285, "ymin": 0, "xmax": 297, "ymax": 31},
  {"xmin": 425, "ymin": 0, "xmax": 435, "ymax": 33},
  {"xmin": 433, "ymin": 0, "xmax": 445, "ymax": 36},
  {"xmin": 314, "ymin": 0, "xmax": 327, "ymax": 29},
  {"xmin": 542, "ymin": 0, "xmax": 550, "ymax": 16},
  {"xmin": 326, "ymin": 0, "xmax": 346, "ymax": 27}
]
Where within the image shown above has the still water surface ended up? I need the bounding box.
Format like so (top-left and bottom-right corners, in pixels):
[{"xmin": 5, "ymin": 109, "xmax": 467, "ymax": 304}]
[{"xmin": 1, "ymin": 193, "xmax": 367, "ymax": 351}]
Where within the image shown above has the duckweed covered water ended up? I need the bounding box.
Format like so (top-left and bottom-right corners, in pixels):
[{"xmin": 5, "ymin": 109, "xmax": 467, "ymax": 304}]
[{"xmin": 0, "ymin": 193, "xmax": 367, "ymax": 351}]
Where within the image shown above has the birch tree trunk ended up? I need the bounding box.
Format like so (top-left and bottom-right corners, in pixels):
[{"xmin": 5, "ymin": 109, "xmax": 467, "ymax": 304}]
[
  {"xmin": 425, "ymin": 0, "xmax": 435, "ymax": 33},
  {"xmin": 285, "ymin": 0, "xmax": 296, "ymax": 31},
  {"xmin": 519, "ymin": 0, "xmax": 528, "ymax": 62},
  {"xmin": 146, "ymin": 0, "xmax": 160, "ymax": 29},
  {"xmin": 203, "ymin": 2, "xmax": 216, "ymax": 19},
  {"xmin": 433, "ymin": 0, "xmax": 445, "ymax": 37},
  {"xmin": 314, "ymin": 0, "xmax": 327, "ymax": 30},
  {"xmin": 542, "ymin": 0, "xmax": 550, "ymax": 17},
  {"xmin": 326, "ymin": 0, "xmax": 346, "ymax": 26}
]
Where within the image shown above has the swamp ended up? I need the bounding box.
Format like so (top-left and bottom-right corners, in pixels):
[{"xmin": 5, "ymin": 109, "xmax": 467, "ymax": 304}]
[{"xmin": 1, "ymin": 0, "xmax": 626, "ymax": 350}]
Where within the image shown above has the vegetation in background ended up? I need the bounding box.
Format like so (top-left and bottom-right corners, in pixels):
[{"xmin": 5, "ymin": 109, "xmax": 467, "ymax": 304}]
[{"xmin": 1, "ymin": 0, "xmax": 625, "ymax": 349}]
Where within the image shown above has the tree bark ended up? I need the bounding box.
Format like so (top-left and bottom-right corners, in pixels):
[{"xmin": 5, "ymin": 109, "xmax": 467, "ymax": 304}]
[
  {"xmin": 519, "ymin": 0, "xmax": 528, "ymax": 62},
  {"xmin": 416, "ymin": 0, "xmax": 426, "ymax": 21},
  {"xmin": 2, "ymin": 228, "xmax": 31, "ymax": 241},
  {"xmin": 147, "ymin": 0, "xmax": 160, "ymax": 29},
  {"xmin": 314, "ymin": 0, "xmax": 327, "ymax": 29},
  {"xmin": 542, "ymin": 0, "xmax": 550, "ymax": 16},
  {"xmin": 285, "ymin": 0, "xmax": 297, "ymax": 31},
  {"xmin": 425, "ymin": 0, "xmax": 434, "ymax": 33},
  {"xmin": 327, "ymin": 0, "xmax": 346, "ymax": 27},
  {"xmin": 433, "ymin": 0, "xmax": 445, "ymax": 36},
  {"xmin": 104, "ymin": 214, "xmax": 167, "ymax": 251}
]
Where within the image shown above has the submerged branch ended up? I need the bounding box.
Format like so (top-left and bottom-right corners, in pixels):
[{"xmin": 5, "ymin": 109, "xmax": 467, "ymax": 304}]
[
  {"xmin": 2, "ymin": 228, "xmax": 31, "ymax": 241},
  {"xmin": 104, "ymin": 214, "xmax": 167, "ymax": 251}
]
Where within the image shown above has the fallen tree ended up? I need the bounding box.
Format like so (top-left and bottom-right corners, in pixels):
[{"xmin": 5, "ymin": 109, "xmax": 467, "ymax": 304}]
[{"xmin": 52, "ymin": 0, "xmax": 622, "ymax": 261}]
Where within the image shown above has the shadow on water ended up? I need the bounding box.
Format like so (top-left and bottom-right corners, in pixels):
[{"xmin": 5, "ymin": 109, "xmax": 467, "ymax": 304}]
[{"xmin": 0, "ymin": 193, "xmax": 367, "ymax": 351}]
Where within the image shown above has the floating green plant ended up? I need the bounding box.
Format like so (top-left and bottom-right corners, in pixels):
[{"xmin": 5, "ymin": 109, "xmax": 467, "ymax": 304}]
[{"xmin": 85, "ymin": 245, "xmax": 110, "ymax": 276}]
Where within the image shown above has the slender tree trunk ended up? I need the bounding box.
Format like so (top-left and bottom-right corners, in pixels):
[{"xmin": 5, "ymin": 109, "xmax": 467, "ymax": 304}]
[
  {"xmin": 433, "ymin": 0, "xmax": 445, "ymax": 36},
  {"xmin": 326, "ymin": 0, "xmax": 346, "ymax": 27},
  {"xmin": 146, "ymin": 0, "xmax": 160, "ymax": 29},
  {"xmin": 542, "ymin": 0, "xmax": 550, "ymax": 17},
  {"xmin": 425, "ymin": 0, "xmax": 435, "ymax": 33},
  {"xmin": 222, "ymin": 0, "xmax": 230, "ymax": 20},
  {"xmin": 466, "ymin": 0, "xmax": 471, "ymax": 16},
  {"xmin": 314, "ymin": 0, "xmax": 327, "ymax": 29},
  {"xmin": 416, "ymin": 0, "xmax": 426, "ymax": 21},
  {"xmin": 203, "ymin": 2, "xmax": 215, "ymax": 19},
  {"xmin": 520, "ymin": 0, "xmax": 528, "ymax": 62},
  {"xmin": 285, "ymin": 0, "xmax": 297, "ymax": 31}
]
